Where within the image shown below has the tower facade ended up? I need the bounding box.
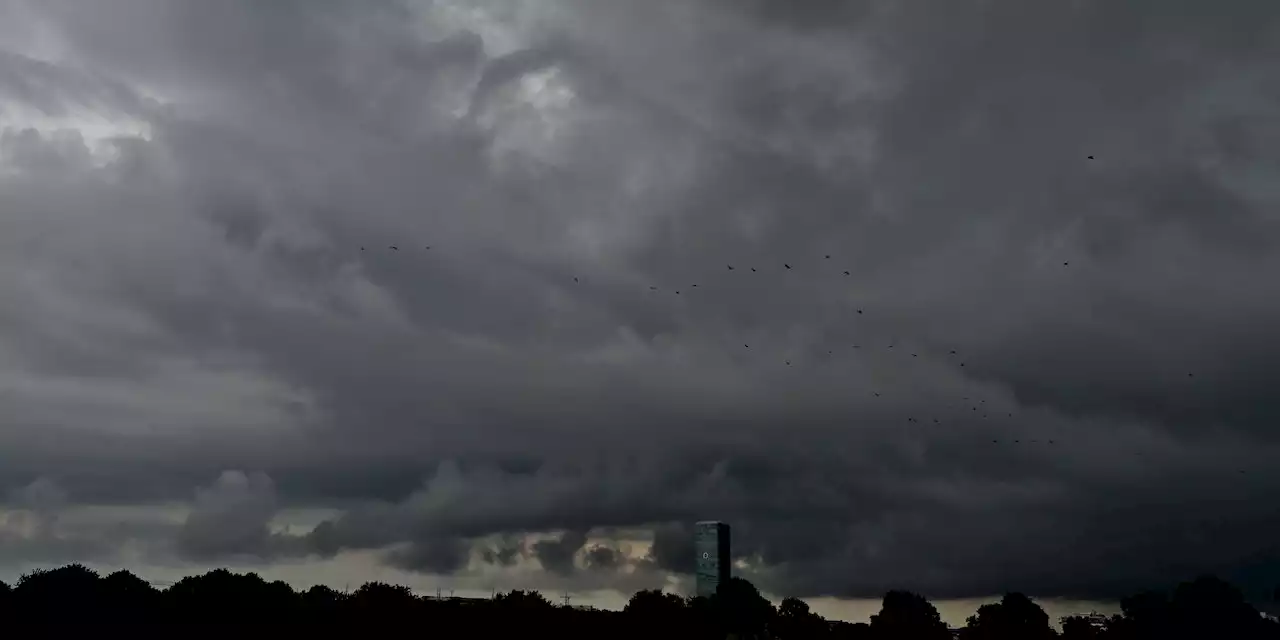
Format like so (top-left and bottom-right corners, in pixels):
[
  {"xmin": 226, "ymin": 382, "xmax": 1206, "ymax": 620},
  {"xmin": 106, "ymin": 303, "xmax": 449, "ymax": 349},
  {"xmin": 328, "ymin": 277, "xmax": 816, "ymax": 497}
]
[{"xmin": 694, "ymin": 520, "xmax": 731, "ymax": 598}]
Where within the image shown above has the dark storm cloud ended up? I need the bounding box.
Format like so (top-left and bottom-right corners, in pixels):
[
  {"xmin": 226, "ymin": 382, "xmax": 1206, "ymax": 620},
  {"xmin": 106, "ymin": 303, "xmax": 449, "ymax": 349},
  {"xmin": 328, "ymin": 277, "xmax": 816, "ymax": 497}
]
[
  {"xmin": 532, "ymin": 530, "xmax": 588, "ymax": 576},
  {"xmin": 175, "ymin": 471, "xmax": 306, "ymax": 563},
  {"xmin": 1, "ymin": 0, "xmax": 1279, "ymax": 604},
  {"xmin": 479, "ymin": 536, "xmax": 524, "ymax": 568},
  {"xmin": 384, "ymin": 535, "xmax": 473, "ymax": 575}
]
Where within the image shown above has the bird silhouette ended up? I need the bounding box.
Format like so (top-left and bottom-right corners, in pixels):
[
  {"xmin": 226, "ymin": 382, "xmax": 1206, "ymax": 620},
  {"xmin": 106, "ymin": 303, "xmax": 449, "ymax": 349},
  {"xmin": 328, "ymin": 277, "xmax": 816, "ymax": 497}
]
[
  {"xmin": 857, "ymin": 309, "xmax": 863, "ymax": 314},
  {"xmin": 1063, "ymin": 262, "xmax": 1069, "ymax": 266},
  {"xmin": 911, "ymin": 353, "xmax": 918, "ymax": 357},
  {"xmin": 649, "ymin": 286, "xmax": 658, "ymax": 291},
  {"xmin": 785, "ymin": 360, "xmax": 791, "ymax": 366},
  {"xmin": 574, "ymin": 277, "xmax": 579, "ymax": 283},
  {"xmin": 843, "ymin": 271, "xmax": 850, "ymax": 275},
  {"xmin": 1088, "ymin": 155, "xmax": 1094, "ymax": 159},
  {"xmin": 784, "ymin": 264, "xmax": 792, "ymax": 270},
  {"xmin": 873, "ymin": 392, "xmax": 880, "ymax": 397},
  {"xmin": 825, "ymin": 255, "xmax": 831, "ymax": 259},
  {"xmin": 389, "ymin": 245, "xmax": 398, "ymax": 250},
  {"xmin": 744, "ymin": 344, "xmax": 750, "ymax": 348},
  {"xmin": 727, "ymin": 265, "xmax": 734, "ymax": 270},
  {"xmin": 425, "ymin": 246, "xmax": 430, "ymax": 249},
  {"xmin": 675, "ymin": 290, "xmax": 680, "ymax": 294},
  {"xmin": 691, "ymin": 284, "xmax": 698, "ymax": 287},
  {"xmin": 852, "ymin": 344, "xmax": 860, "ymax": 349},
  {"xmin": 949, "ymin": 350, "xmax": 957, "ymax": 355},
  {"xmin": 751, "ymin": 268, "xmax": 757, "ymax": 272}
]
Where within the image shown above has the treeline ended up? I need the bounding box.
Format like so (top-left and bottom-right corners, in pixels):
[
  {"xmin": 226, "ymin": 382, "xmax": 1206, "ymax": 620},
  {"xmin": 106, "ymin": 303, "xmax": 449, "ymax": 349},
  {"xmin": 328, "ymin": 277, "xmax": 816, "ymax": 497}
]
[{"xmin": 0, "ymin": 564, "xmax": 1277, "ymax": 638}]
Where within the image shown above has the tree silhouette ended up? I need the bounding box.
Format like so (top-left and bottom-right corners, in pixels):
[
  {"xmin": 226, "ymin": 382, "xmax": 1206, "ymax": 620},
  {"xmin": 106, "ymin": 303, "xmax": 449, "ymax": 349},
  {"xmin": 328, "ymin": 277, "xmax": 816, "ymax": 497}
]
[
  {"xmin": 774, "ymin": 596, "xmax": 828, "ymax": 639},
  {"xmin": 13, "ymin": 563, "xmax": 105, "ymax": 620},
  {"xmin": 870, "ymin": 589, "xmax": 953, "ymax": 640},
  {"xmin": 1169, "ymin": 575, "xmax": 1272, "ymax": 639},
  {"xmin": 0, "ymin": 562, "xmax": 1278, "ymax": 638},
  {"xmin": 961, "ymin": 592, "xmax": 1056, "ymax": 640},
  {"xmin": 711, "ymin": 576, "xmax": 776, "ymax": 639}
]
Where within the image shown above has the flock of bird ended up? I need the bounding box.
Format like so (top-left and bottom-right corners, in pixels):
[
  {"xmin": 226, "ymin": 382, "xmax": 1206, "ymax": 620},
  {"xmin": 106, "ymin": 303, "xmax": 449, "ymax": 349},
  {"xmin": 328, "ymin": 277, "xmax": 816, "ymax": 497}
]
[
  {"xmin": 347, "ymin": 158, "xmax": 1222, "ymax": 452},
  {"xmin": 353, "ymin": 243, "xmax": 1091, "ymax": 446}
]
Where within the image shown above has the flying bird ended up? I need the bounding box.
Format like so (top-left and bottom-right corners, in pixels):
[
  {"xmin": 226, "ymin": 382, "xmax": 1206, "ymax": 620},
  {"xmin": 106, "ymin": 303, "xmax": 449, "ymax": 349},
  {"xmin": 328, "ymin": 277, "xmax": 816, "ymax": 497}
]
[
  {"xmin": 574, "ymin": 277, "xmax": 579, "ymax": 283},
  {"xmin": 785, "ymin": 360, "xmax": 791, "ymax": 366},
  {"xmin": 388, "ymin": 245, "xmax": 399, "ymax": 251},
  {"xmin": 949, "ymin": 350, "xmax": 957, "ymax": 355},
  {"xmin": 857, "ymin": 309, "xmax": 863, "ymax": 314},
  {"xmin": 727, "ymin": 265, "xmax": 734, "ymax": 270},
  {"xmin": 751, "ymin": 268, "xmax": 757, "ymax": 272},
  {"xmin": 825, "ymin": 255, "xmax": 831, "ymax": 259},
  {"xmin": 784, "ymin": 264, "xmax": 792, "ymax": 269},
  {"xmin": 1088, "ymin": 155, "xmax": 1094, "ymax": 159},
  {"xmin": 873, "ymin": 392, "xmax": 880, "ymax": 397},
  {"xmin": 649, "ymin": 286, "xmax": 658, "ymax": 291},
  {"xmin": 843, "ymin": 271, "xmax": 850, "ymax": 276}
]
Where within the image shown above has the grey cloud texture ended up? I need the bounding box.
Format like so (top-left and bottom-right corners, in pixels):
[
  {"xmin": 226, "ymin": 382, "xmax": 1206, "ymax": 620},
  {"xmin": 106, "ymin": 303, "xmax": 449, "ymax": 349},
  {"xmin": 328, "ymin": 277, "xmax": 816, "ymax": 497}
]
[{"xmin": 1, "ymin": 0, "xmax": 1279, "ymax": 604}]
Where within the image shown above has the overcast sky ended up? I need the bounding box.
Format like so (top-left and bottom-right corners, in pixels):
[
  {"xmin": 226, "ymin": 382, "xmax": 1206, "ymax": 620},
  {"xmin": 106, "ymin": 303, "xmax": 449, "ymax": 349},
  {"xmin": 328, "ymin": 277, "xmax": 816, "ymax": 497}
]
[{"xmin": 1, "ymin": 0, "xmax": 1279, "ymax": 625}]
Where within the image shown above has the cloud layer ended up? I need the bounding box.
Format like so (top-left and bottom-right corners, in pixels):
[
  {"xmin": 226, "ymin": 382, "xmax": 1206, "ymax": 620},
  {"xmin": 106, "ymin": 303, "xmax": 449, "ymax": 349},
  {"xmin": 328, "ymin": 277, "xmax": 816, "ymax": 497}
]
[{"xmin": 1, "ymin": 0, "xmax": 1279, "ymax": 604}]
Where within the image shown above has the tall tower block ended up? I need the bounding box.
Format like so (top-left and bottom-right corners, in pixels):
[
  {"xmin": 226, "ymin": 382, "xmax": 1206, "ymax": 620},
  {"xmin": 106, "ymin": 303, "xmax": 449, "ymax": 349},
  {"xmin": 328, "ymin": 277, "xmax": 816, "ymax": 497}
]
[{"xmin": 694, "ymin": 521, "xmax": 731, "ymax": 598}]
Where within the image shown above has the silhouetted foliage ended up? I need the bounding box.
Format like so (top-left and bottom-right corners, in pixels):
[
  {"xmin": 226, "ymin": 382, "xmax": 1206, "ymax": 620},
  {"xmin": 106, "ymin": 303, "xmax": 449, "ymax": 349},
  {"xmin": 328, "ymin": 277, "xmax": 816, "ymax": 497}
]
[
  {"xmin": 0, "ymin": 564, "xmax": 1278, "ymax": 639},
  {"xmin": 961, "ymin": 592, "xmax": 1057, "ymax": 640},
  {"xmin": 870, "ymin": 589, "xmax": 953, "ymax": 640}
]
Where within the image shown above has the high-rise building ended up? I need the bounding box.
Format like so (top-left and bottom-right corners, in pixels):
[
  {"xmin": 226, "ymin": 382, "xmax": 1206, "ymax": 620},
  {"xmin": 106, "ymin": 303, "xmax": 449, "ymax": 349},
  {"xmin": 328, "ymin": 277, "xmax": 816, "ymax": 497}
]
[{"xmin": 694, "ymin": 520, "xmax": 731, "ymax": 598}]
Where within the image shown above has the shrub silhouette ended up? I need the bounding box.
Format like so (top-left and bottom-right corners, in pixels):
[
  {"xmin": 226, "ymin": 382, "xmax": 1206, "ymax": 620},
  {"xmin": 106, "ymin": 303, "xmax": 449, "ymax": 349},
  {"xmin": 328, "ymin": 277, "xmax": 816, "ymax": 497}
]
[{"xmin": 0, "ymin": 563, "xmax": 1277, "ymax": 639}]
